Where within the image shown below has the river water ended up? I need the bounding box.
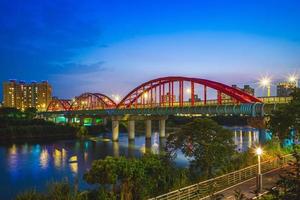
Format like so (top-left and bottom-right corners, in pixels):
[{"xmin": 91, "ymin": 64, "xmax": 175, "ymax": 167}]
[{"xmin": 0, "ymin": 127, "xmax": 259, "ymax": 200}]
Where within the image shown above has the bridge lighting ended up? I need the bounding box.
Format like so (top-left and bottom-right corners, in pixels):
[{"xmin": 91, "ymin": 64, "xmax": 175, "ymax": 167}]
[
  {"xmin": 186, "ymin": 88, "xmax": 191, "ymax": 94},
  {"xmin": 259, "ymin": 76, "xmax": 271, "ymax": 97}
]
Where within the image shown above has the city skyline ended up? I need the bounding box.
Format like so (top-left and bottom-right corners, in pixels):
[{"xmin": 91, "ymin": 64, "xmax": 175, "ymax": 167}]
[{"xmin": 1, "ymin": 0, "xmax": 300, "ymax": 99}]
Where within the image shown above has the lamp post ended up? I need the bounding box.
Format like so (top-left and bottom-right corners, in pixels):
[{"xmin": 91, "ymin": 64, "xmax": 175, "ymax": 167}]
[
  {"xmin": 288, "ymin": 75, "xmax": 298, "ymax": 88},
  {"xmin": 256, "ymin": 147, "xmax": 263, "ymax": 194},
  {"xmin": 259, "ymin": 77, "xmax": 271, "ymax": 97}
]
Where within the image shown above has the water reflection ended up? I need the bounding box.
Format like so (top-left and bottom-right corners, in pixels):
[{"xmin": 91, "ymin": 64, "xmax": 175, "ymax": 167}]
[
  {"xmin": 231, "ymin": 127, "xmax": 259, "ymax": 152},
  {"xmin": 39, "ymin": 149, "xmax": 49, "ymax": 169},
  {"xmin": 113, "ymin": 142, "xmax": 119, "ymax": 157},
  {"xmin": 0, "ymin": 127, "xmax": 260, "ymax": 200}
]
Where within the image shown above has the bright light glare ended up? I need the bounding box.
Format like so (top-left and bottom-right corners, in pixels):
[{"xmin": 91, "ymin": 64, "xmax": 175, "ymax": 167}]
[
  {"xmin": 259, "ymin": 77, "xmax": 271, "ymax": 87},
  {"xmin": 256, "ymin": 147, "xmax": 263, "ymax": 156},
  {"xmin": 186, "ymin": 88, "xmax": 191, "ymax": 93},
  {"xmin": 288, "ymin": 75, "xmax": 297, "ymax": 83},
  {"xmin": 112, "ymin": 94, "xmax": 120, "ymax": 102},
  {"xmin": 143, "ymin": 92, "xmax": 148, "ymax": 98}
]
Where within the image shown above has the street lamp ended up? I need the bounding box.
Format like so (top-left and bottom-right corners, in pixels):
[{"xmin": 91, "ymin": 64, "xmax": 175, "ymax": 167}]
[
  {"xmin": 256, "ymin": 147, "xmax": 263, "ymax": 194},
  {"xmin": 259, "ymin": 77, "xmax": 271, "ymax": 97},
  {"xmin": 186, "ymin": 88, "xmax": 191, "ymax": 94},
  {"xmin": 288, "ymin": 74, "xmax": 298, "ymax": 87},
  {"xmin": 112, "ymin": 94, "xmax": 120, "ymax": 102}
]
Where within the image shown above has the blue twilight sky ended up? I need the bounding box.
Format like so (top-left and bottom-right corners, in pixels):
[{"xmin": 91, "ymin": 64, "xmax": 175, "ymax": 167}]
[{"xmin": 0, "ymin": 0, "xmax": 300, "ymax": 99}]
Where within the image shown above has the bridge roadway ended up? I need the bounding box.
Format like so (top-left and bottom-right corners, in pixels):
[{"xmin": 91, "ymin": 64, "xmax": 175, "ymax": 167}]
[{"xmin": 38, "ymin": 102, "xmax": 280, "ymax": 142}]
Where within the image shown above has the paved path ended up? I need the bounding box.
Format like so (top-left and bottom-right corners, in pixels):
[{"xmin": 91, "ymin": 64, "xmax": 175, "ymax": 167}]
[{"xmin": 204, "ymin": 167, "xmax": 286, "ymax": 199}]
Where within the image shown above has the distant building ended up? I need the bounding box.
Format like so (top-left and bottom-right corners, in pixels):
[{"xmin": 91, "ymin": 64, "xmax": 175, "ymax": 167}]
[
  {"xmin": 277, "ymin": 81, "xmax": 297, "ymax": 97},
  {"xmin": 2, "ymin": 80, "xmax": 52, "ymax": 111},
  {"xmin": 221, "ymin": 85, "xmax": 255, "ymax": 102},
  {"xmin": 162, "ymin": 92, "xmax": 176, "ymax": 104},
  {"xmin": 188, "ymin": 94, "xmax": 201, "ymax": 102}
]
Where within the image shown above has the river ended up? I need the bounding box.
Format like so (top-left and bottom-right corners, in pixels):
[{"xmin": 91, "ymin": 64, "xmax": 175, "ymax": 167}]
[{"xmin": 0, "ymin": 127, "xmax": 259, "ymax": 200}]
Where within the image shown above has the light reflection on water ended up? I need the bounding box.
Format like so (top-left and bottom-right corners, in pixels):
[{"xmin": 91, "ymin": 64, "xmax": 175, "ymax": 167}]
[{"xmin": 0, "ymin": 127, "xmax": 259, "ymax": 200}]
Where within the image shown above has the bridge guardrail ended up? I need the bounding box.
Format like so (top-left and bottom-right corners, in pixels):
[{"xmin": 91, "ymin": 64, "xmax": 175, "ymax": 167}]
[{"xmin": 149, "ymin": 154, "xmax": 293, "ymax": 200}]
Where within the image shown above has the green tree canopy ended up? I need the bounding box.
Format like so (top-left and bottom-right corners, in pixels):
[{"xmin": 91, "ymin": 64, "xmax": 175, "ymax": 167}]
[
  {"xmin": 269, "ymin": 88, "xmax": 300, "ymax": 141},
  {"xmin": 84, "ymin": 154, "xmax": 187, "ymax": 200},
  {"xmin": 167, "ymin": 118, "xmax": 235, "ymax": 179}
]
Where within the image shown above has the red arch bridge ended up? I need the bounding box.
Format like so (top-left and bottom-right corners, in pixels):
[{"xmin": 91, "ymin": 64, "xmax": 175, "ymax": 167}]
[{"xmin": 39, "ymin": 76, "xmax": 291, "ymax": 141}]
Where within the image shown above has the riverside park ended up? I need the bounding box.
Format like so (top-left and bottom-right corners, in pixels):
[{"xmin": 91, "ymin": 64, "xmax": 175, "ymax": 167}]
[{"xmin": 0, "ymin": 1, "xmax": 300, "ymax": 200}]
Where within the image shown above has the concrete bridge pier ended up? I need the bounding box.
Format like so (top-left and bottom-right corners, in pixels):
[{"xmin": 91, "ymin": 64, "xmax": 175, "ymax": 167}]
[
  {"xmin": 145, "ymin": 120, "xmax": 152, "ymax": 139},
  {"xmin": 128, "ymin": 120, "xmax": 135, "ymax": 141},
  {"xmin": 103, "ymin": 118, "xmax": 108, "ymax": 126},
  {"xmin": 159, "ymin": 119, "xmax": 166, "ymax": 138},
  {"xmin": 112, "ymin": 118, "xmax": 120, "ymax": 142}
]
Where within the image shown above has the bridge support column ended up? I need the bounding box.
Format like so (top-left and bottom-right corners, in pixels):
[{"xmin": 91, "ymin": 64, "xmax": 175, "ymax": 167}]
[
  {"xmin": 128, "ymin": 120, "xmax": 135, "ymax": 141},
  {"xmin": 103, "ymin": 118, "xmax": 108, "ymax": 126},
  {"xmin": 159, "ymin": 119, "xmax": 166, "ymax": 138},
  {"xmin": 248, "ymin": 131, "xmax": 252, "ymax": 147},
  {"xmin": 112, "ymin": 119, "xmax": 119, "ymax": 142},
  {"xmin": 145, "ymin": 120, "xmax": 152, "ymax": 139}
]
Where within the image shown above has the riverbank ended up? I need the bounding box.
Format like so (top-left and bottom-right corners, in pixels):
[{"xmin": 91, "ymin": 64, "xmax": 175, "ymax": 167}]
[{"xmin": 0, "ymin": 124, "xmax": 77, "ymax": 141}]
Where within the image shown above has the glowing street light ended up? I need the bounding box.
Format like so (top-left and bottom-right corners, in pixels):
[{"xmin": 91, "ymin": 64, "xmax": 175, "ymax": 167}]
[
  {"xmin": 255, "ymin": 147, "xmax": 263, "ymax": 194},
  {"xmin": 143, "ymin": 92, "xmax": 148, "ymax": 99},
  {"xmin": 112, "ymin": 94, "xmax": 120, "ymax": 102},
  {"xmin": 288, "ymin": 75, "xmax": 297, "ymax": 83},
  {"xmin": 288, "ymin": 74, "xmax": 298, "ymax": 87},
  {"xmin": 259, "ymin": 76, "xmax": 271, "ymax": 97}
]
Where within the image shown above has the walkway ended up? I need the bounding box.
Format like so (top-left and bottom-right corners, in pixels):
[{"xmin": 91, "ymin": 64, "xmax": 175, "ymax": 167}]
[{"xmin": 205, "ymin": 167, "xmax": 285, "ymax": 199}]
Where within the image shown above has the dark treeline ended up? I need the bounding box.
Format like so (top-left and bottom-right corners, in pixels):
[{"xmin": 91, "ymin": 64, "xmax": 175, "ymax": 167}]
[{"xmin": 0, "ymin": 107, "xmax": 77, "ymax": 141}]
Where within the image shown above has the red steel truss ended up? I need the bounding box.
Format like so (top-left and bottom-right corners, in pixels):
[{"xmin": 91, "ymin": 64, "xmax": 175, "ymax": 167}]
[
  {"xmin": 117, "ymin": 76, "xmax": 262, "ymax": 108},
  {"xmin": 46, "ymin": 99, "xmax": 71, "ymax": 111},
  {"xmin": 46, "ymin": 77, "xmax": 262, "ymax": 111},
  {"xmin": 69, "ymin": 92, "xmax": 116, "ymax": 110}
]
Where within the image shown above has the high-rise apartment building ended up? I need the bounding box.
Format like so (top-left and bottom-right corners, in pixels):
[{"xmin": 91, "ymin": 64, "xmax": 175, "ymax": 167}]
[
  {"xmin": 3, "ymin": 80, "xmax": 52, "ymax": 111},
  {"xmin": 277, "ymin": 81, "xmax": 298, "ymax": 97}
]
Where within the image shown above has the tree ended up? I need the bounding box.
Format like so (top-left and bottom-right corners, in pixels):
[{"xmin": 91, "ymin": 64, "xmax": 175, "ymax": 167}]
[
  {"xmin": 84, "ymin": 154, "xmax": 188, "ymax": 200},
  {"xmin": 267, "ymin": 145, "xmax": 300, "ymax": 200},
  {"xmin": 167, "ymin": 118, "xmax": 235, "ymax": 179},
  {"xmin": 269, "ymin": 88, "xmax": 300, "ymax": 142},
  {"xmin": 24, "ymin": 107, "xmax": 37, "ymax": 119}
]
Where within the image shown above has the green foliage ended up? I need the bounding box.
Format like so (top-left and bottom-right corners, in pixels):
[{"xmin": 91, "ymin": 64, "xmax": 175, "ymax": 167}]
[
  {"xmin": 15, "ymin": 190, "xmax": 45, "ymax": 200},
  {"xmin": 15, "ymin": 180, "xmax": 88, "ymax": 200},
  {"xmin": 269, "ymin": 88, "xmax": 300, "ymax": 141},
  {"xmin": 266, "ymin": 145, "xmax": 300, "ymax": 200},
  {"xmin": 0, "ymin": 107, "xmax": 78, "ymax": 140},
  {"xmin": 76, "ymin": 126, "xmax": 89, "ymax": 138},
  {"xmin": 0, "ymin": 107, "xmax": 24, "ymax": 118},
  {"xmin": 167, "ymin": 118, "xmax": 235, "ymax": 179},
  {"xmin": 84, "ymin": 154, "xmax": 189, "ymax": 200}
]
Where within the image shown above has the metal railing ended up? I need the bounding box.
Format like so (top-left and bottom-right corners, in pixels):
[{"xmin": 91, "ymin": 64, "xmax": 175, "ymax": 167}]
[{"xmin": 149, "ymin": 154, "xmax": 293, "ymax": 200}]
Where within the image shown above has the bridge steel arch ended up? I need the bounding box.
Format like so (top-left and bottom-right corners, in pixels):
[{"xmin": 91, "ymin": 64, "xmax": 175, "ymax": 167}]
[
  {"xmin": 117, "ymin": 76, "xmax": 262, "ymax": 109},
  {"xmin": 47, "ymin": 99, "xmax": 71, "ymax": 112},
  {"xmin": 69, "ymin": 92, "xmax": 116, "ymax": 111}
]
